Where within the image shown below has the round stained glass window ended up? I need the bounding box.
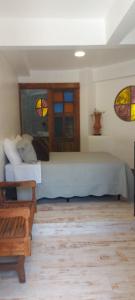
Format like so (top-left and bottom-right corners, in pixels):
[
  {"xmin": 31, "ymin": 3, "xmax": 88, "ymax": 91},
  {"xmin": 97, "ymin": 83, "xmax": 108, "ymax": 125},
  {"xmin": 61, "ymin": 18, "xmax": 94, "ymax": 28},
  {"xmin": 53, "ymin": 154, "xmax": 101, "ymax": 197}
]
[
  {"xmin": 114, "ymin": 86, "xmax": 135, "ymax": 121},
  {"xmin": 35, "ymin": 98, "xmax": 48, "ymax": 117}
]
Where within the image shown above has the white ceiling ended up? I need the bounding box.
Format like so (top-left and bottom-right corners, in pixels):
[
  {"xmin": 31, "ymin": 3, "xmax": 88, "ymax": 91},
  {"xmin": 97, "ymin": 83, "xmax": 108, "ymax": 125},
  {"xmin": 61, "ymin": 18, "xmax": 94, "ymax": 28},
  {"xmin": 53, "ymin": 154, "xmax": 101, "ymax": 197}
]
[
  {"xmin": 0, "ymin": 0, "xmax": 114, "ymax": 18},
  {"xmin": 0, "ymin": 0, "xmax": 135, "ymax": 76},
  {"xmin": 3, "ymin": 46, "xmax": 135, "ymax": 75}
]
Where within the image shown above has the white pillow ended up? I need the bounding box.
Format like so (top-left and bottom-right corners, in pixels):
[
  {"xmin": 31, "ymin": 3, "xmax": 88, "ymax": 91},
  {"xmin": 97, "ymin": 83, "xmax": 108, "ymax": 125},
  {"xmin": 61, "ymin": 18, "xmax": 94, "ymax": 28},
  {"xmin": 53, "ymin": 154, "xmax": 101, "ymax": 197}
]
[
  {"xmin": 4, "ymin": 137, "xmax": 22, "ymax": 165},
  {"xmin": 22, "ymin": 134, "xmax": 33, "ymax": 142},
  {"xmin": 15, "ymin": 135, "xmax": 22, "ymax": 143}
]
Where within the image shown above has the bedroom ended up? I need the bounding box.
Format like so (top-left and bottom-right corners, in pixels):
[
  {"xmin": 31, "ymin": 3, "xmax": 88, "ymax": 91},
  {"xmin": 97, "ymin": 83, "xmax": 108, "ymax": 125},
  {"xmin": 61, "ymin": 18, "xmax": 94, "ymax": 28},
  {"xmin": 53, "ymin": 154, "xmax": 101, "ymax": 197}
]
[{"xmin": 0, "ymin": 0, "xmax": 135, "ymax": 298}]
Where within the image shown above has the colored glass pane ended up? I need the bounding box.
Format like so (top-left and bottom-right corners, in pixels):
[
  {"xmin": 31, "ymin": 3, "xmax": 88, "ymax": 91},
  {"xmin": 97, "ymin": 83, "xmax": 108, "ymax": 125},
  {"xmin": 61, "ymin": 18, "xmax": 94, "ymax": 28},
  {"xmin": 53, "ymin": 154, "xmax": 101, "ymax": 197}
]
[
  {"xmin": 131, "ymin": 87, "xmax": 135, "ymax": 103},
  {"xmin": 42, "ymin": 108, "xmax": 48, "ymax": 117},
  {"xmin": 115, "ymin": 88, "xmax": 130, "ymax": 105},
  {"xmin": 37, "ymin": 108, "xmax": 42, "ymax": 117},
  {"xmin": 36, "ymin": 99, "xmax": 42, "ymax": 108},
  {"xmin": 36, "ymin": 98, "xmax": 48, "ymax": 117},
  {"xmin": 55, "ymin": 117, "xmax": 63, "ymax": 137},
  {"xmin": 42, "ymin": 99, "xmax": 48, "ymax": 107},
  {"xmin": 114, "ymin": 104, "xmax": 130, "ymax": 121},
  {"xmin": 131, "ymin": 104, "xmax": 135, "ymax": 120},
  {"xmin": 54, "ymin": 92, "xmax": 63, "ymax": 102},
  {"xmin": 64, "ymin": 103, "xmax": 73, "ymax": 113},
  {"xmin": 64, "ymin": 91, "xmax": 73, "ymax": 102},
  {"xmin": 54, "ymin": 103, "xmax": 63, "ymax": 113}
]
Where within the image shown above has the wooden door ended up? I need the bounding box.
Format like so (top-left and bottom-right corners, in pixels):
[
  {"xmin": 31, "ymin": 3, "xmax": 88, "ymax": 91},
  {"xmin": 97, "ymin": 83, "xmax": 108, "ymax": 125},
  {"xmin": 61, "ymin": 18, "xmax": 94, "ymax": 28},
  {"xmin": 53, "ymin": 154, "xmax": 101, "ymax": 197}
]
[{"xmin": 49, "ymin": 83, "xmax": 80, "ymax": 152}]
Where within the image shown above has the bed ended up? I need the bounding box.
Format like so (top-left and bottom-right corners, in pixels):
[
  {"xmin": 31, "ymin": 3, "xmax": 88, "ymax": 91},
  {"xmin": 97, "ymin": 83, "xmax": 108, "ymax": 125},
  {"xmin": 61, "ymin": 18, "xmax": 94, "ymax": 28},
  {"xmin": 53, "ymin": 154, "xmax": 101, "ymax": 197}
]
[{"xmin": 5, "ymin": 152, "xmax": 134, "ymax": 202}]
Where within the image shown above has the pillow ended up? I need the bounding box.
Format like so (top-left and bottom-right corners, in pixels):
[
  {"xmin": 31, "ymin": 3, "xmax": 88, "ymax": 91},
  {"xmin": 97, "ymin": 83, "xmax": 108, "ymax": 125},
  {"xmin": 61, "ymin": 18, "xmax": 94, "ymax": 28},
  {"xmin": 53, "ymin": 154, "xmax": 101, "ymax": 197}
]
[
  {"xmin": 4, "ymin": 138, "xmax": 22, "ymax": 165},
  {"xmin": 15, "ymin": 134, "xmax": 22, "ymax": 143},
  {"xmin": 22, "ymin": 133, "xmax": 33, "ymax": 142},
  {"xmin": 17, "ymin": 138, "xmax": 37, "ymax": 163},
  {"xmin": 32, "ymin": 137, "xmax": 49, "ymax": 161}
]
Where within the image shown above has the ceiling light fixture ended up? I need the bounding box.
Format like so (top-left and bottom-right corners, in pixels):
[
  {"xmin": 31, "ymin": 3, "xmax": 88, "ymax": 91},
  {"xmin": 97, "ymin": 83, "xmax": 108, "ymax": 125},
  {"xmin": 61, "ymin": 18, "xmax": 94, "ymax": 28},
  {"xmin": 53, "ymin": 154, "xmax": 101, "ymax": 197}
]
[{"xmin": 74, "ymin": 50, "xmax": 86, "ymax": 57}]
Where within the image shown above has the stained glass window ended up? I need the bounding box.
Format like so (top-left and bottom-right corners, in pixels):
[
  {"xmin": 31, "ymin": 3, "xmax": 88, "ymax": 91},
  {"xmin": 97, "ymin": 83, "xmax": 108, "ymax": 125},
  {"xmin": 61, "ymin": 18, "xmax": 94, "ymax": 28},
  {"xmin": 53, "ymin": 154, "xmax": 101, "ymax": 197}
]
[
  {"xmin": 114, "ymin": 86, "xmax": 135, "ymax": 121},
  {"xmin": 36, "ymin": 98, "xmax": 48, "ymax": 117}
]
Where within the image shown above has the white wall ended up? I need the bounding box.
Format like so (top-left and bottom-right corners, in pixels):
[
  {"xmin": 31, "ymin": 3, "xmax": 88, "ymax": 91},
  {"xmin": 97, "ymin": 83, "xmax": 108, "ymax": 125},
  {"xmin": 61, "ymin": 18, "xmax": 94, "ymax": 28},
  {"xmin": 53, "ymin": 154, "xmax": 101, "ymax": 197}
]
[
  {"xmin": 0, "ymin": 53, "xmax": 20, "ymax": 139},
  {"xmin": 0, "ymin": 53, "xmax": 20, "ymax": 180},
  {"xmin": 90, "ymin": 61, "xmax": 135, "ymax": 168}
]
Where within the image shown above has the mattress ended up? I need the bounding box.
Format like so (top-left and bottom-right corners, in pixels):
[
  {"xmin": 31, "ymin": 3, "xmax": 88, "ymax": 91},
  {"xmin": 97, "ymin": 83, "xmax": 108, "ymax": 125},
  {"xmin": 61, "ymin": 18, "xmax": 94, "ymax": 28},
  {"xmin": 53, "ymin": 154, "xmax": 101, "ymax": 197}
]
[{"xmin": 6, "ymin": 152, "xmax": 133, "ymax": 201}]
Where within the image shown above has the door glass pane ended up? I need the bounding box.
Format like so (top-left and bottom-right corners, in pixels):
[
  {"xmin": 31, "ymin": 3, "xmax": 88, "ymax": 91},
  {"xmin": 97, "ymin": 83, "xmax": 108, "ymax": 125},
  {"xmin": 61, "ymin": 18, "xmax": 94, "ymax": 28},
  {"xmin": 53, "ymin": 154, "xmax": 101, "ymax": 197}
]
[
  {"xmin": 64, "ymin": 91, "xmax": 73, "ymax": 102},
  {"xmin": 64, "ymin": 117, "xmax": 74, "ymax": 138},
  {"xmin": 54, "ymin": 91, "xmax": 63, "ymax": 102},
  {"xmin": 64, "ymin": 103, "xmax": 73, "ymax": 113},
  {"xmin": 55, "ymin": 117, "xmax": 63, "ymax": 137},
  {"xmin": 54, "ymin": 103, "xmax": 63, "ymax": 113}
]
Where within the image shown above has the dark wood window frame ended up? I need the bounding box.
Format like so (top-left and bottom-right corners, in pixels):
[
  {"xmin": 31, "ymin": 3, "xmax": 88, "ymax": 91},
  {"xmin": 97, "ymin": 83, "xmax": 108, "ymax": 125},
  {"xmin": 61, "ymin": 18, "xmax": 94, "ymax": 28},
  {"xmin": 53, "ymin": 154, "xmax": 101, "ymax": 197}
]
[{"xmin": 19, "ymin": 83, "xmax": 80, "ymax": 152}]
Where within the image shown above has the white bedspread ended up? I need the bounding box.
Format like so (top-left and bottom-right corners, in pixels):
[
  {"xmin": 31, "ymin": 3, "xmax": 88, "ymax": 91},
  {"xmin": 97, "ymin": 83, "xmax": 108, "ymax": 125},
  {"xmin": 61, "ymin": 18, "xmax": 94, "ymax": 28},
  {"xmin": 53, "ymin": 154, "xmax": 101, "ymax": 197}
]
[
  {"xmin": 5, "ymin": 152, "xmax": 134, "ymax": 201},
  {"xmin": 36, "ymin": 152, "xmax": 133, "ymax": 201}
]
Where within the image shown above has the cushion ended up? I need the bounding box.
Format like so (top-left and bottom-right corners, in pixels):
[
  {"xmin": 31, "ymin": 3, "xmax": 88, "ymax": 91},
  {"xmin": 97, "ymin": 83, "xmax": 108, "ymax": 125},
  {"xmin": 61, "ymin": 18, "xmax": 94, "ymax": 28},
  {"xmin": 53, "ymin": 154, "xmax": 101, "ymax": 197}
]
[
  {"xmin": 22, "ymin": 134, "xmax": 33, "ymax": 142},
  {"xmin": 4, "ymin": 137, "xmax": 22, "ymax": 165},
  {"xmin": 32, "ymin": 137, "xmax": 49, "ymax": 161},
  {"xmin": 17, "ymin": 138, "xmax": 37, "ymax": 163},
  {"xmin": 15, "ymin": 135, "xmax": 22, "ymax": 143}
]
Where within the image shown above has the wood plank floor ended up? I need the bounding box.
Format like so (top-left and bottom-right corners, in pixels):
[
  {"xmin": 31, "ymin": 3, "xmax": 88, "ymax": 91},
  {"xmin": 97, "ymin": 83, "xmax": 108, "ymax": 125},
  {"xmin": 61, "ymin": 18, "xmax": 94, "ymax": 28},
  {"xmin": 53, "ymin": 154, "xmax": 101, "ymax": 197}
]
[{"xmin": 0, "ymin": 197, "xmax": 135, "ymax": 300}]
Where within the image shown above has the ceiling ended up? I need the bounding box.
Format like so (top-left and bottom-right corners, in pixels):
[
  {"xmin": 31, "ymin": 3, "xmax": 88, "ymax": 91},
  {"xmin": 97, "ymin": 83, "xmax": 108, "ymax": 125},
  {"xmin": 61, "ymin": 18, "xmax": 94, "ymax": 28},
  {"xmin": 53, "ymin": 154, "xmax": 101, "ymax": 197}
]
[
  {"xmin": 3, "ymin": 46, "xmax": 135, "ymax": 75},
  {"xmin": 0, "ymin": 0, "xmax": 135, "ymax": 76},
  {"xmin": 0, "ymin": 0, "xmax": 114, "ymax": 18}
]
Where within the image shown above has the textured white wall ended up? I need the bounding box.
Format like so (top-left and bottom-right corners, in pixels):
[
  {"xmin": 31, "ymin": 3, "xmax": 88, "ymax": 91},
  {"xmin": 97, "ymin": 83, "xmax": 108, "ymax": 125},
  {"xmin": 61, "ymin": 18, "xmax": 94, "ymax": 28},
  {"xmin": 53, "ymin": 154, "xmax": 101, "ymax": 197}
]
[
  {"xmin": 0, "ymin": 53, "xmax": 20, "ymax": 139},
  {"xmin": 0, "ymin": 53, "xmax": 20, "ymax": 180},
  {"xmin": 90, "ymin": 63, "xmax": 135, "ymax": 167}
]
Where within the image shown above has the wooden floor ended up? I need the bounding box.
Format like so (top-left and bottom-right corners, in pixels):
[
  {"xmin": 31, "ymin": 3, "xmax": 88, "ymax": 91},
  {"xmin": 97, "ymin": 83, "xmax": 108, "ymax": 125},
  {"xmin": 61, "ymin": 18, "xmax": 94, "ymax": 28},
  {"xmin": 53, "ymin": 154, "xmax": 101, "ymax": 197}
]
[
  {"xmin": 35, "ymin": 197, "xmax": 134, "ymax": 223},
  {"xmin": 0, "ymin": 196, "xmax": 135, "ymax": 300}
]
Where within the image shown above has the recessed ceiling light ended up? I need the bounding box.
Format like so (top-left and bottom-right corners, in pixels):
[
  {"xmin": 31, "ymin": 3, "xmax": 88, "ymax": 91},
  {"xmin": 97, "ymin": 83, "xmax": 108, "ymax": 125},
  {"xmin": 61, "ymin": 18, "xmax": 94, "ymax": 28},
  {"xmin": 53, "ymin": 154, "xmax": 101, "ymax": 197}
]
[{"xmin": 74, "ymin": 51, "xmax": 86, "ymax": 57}]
